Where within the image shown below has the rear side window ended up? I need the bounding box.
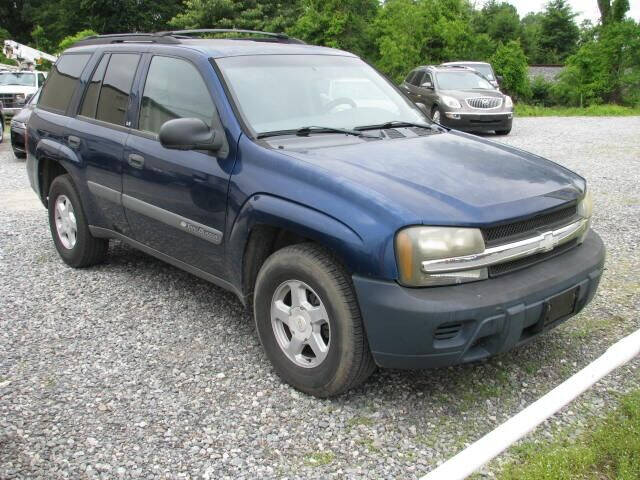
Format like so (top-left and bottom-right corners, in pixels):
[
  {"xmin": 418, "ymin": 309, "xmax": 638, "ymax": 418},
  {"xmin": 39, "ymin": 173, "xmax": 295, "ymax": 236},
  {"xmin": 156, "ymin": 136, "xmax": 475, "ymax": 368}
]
[
  {"xmin": 80, "ymin": 54, "xmax": 109, "ymax": 118},
  {"xmin": 39, "ymin": 54, "xmax": 91, "ymax": 113},
  {"xmin": 138, "ymin": 56, "xmax": 214, "ymax": 135},
  {"xmin": 95, "ymin": 53, "xmax": 140, "ymax": 126}
]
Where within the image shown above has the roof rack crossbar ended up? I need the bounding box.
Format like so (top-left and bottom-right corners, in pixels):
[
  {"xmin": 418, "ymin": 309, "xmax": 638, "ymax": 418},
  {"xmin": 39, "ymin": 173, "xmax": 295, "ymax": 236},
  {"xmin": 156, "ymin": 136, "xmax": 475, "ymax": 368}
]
[
  {"xmin": 156, "ymin": 29, "xmax": 306, "ymax": 44},
  {"xmin": 72, "ymin": 33, "xmax": 181, "ymax": 47}
]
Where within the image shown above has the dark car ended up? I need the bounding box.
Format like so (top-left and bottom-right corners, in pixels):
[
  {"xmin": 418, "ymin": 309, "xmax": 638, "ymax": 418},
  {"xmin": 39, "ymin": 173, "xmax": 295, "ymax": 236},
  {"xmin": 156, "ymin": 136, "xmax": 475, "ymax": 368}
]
[
  {"xmin": 0, "ymin": 101, "xmax": 4, "ymax": 143},
  {"xmin": 10, "ymin": 88, "xmax": 40, "ymax": 158},
  {"xmin": 26, "ymin": 30, "xmax": 604, "ymax": 397},
  {"xmin": 401, "ymin": 65, "xmax": 513, "ymax": 134}
]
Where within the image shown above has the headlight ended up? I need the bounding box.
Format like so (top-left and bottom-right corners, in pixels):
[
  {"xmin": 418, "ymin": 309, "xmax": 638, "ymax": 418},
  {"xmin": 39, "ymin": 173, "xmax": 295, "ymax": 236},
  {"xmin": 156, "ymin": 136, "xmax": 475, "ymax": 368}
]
[
  {"xmin": 577, "ymin": 188, "xmax": 593, "ymax": 243},
  {"xmin": 577, "ymin": 188, "xmax": 593, "ymax": 219},
  {"xmin": 395, "ymin": 227, "xmax": 486, "ymax": 286},
  {"xmin": 11, "ymin": 120, "xmax": 26, "ymax": 129},
  {"xmin": 504, "ymin": 96, "xmax": 513, "ymax": 108},
  {"xmin": 441, "ymin": 95, "xmax": 461, "ymax": 109}
]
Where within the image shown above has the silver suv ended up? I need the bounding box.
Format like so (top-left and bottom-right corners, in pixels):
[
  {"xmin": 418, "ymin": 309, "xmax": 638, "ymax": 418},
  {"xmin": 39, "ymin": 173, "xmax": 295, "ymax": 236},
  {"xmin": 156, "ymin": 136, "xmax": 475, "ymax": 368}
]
[{"xmin": 400, "ymin": 65, "xmax": 513, "ymax": 135}]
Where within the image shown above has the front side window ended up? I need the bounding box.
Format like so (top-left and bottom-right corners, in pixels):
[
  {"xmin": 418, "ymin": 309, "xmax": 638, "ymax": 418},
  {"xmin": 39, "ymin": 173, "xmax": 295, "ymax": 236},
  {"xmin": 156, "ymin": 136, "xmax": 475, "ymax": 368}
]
[
  {"xmin": 0, "ymin": 72, "xmax": 36, "ymax": 87},
  {"xmin": 95, "ymin": 53, "xmax": 140, "ymax": 126},
  {"xmin": 139, "ymin": 56, "xmax": 215, "ymax": 135},
  {"xmin": 217, "ymin": 55, "xmax": 425, "ymax": 134},
  {"xmin": 39, "ymin": 54, "xmax": 91, "ymax": 112},
  {"xmin": 435, "ymin": 71, "xmax": 494, "ymax": 90},
  {"xmin": 37, "ymin": 73, "xmax": 46, "ymax": 86}
]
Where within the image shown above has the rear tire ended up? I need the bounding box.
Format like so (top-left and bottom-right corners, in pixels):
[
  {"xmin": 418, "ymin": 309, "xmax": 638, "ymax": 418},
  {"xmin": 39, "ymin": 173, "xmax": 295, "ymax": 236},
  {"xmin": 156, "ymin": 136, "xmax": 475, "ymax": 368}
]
[
  {"xmin": 254, "ymin": 243, "xmax": 376, "ymax": 397},
  {"xmin": 48, "ymin": 174, "xmax": 108, "ymax": 268}
]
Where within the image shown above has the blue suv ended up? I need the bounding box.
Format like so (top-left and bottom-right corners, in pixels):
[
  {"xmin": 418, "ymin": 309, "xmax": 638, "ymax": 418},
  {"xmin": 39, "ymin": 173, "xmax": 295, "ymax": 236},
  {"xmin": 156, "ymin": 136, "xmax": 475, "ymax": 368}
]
[{"xmin": 26, "ymin": 30, "xmax": 605, "ymax": 397}]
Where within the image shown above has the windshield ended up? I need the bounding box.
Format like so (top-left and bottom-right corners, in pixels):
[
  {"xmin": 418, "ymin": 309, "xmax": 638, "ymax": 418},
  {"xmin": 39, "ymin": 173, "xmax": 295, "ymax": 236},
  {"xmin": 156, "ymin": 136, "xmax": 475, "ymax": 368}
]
[
  {"xmin": 458, "ymin": 64, "xmax": 494, "ymax": 81},
  {"xmin": 436, "ymin": 71, "xmax": 494, "ymax": 90},
  {"xmin": 216, "ymin": 55, "xmax": 426, "ymax": 134},
  {"xmin": 0, "ymin": 72, "xmax": 36, "ymax": 87}
]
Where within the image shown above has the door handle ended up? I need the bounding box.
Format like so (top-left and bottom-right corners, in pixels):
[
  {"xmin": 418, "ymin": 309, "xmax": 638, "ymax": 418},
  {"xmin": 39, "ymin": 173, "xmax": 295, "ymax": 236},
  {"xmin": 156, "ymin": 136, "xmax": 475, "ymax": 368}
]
[
  {"xmin": 128, "ymin": 153, "xmax": 145, "ymax": 169},
  {"xmin": 68, "ymin": 135, "xmax": 81, "ymax": 148}
]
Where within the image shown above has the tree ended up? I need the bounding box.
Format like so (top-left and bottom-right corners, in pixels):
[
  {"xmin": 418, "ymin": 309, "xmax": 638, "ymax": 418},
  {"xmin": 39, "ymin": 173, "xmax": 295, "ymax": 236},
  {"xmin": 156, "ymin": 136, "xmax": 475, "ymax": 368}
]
[
  {"xmin": 374, "ymin": 0, "xmax": 481, "ymax": 82},
  {"xmin": 289, "ymin": 0, "xmax": 378, "ymax": 58},
  {"xmin": 170, "ymin": 0, "xmax": 301, "ymax": 33},
  {"xmin": 490, "ymin": 40, "xmax": 531, "ymax": 100},
  {"xmin": 538, "ymin": 0, "xmax": 579, "ymax": 63},
  {"xmin": 554, "ymin": 20, "xmax": 640, "ymax": 106},
  {"xmin": 472, "ymin": 1, "xmax": 521, "ymax": 45},
  {"xmin": 520, "ymin": 12, "xmax": 544, "ymax": 63},
  {"xmin": 598, "ymin": 0, "xmax": 630, "ymax": 25},
  {"xmin": 58, "ymin": 29, "xmax": 99, "ymax": 53}
]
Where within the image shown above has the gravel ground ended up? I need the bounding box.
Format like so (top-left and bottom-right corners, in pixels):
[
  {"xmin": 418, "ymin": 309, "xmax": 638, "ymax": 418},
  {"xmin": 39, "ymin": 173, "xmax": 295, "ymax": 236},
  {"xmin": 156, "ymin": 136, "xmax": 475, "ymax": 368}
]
[{"xmin": 1, "ymin": 117, "xmax": 639, "ymax": 479}]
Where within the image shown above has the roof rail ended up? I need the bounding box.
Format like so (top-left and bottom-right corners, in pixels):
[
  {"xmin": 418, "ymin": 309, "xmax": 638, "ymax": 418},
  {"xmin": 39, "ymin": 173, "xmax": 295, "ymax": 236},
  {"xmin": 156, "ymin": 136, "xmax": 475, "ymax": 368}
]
[
  {"xmin": 156, "ymin": 29, "xmax": 306, "ymax": 44},
  {"xmin": 72, "ymin": 33, "xmax": 181, "ymax": 47}
]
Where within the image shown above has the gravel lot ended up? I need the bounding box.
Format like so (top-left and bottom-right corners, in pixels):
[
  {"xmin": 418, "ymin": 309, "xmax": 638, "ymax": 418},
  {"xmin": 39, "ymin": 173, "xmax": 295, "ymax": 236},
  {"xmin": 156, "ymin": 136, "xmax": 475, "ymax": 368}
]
[{"xmin": 1, "ymin": 117, "xmax": 639, "ymax": 479}]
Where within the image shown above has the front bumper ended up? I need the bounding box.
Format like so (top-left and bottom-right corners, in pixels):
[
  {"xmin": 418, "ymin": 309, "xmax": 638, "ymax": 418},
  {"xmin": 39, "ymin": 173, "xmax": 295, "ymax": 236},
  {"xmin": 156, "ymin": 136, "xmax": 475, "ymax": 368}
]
[
  {"xmin": 353, "ymin": 230, "xmax": 605, "ymax": 369},
  {"xmin": 2, "ymin": 107, "xmax": 22, "ymax": 118},
  {"xmin": 10, "ymin": 126, "xmax": 26, "ymax": 153},
  {"xmin": 441, "ymin": 111, "xmax": 513, "ymax": 132}
]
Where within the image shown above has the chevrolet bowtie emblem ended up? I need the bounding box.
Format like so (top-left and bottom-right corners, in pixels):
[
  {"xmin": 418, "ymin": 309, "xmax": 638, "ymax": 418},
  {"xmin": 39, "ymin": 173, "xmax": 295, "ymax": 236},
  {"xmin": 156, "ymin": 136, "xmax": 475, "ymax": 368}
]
[{"xmin": 540, "ymin": 232, "xmax": 557, "ymax": 252}]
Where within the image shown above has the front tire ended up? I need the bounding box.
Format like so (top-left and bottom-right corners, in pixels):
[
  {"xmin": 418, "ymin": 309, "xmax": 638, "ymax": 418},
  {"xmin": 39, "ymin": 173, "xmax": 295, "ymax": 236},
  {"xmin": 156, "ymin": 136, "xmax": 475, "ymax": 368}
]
[
  {"xmin": 254, "ymin": 244, "xmax": 376, "ymax": 397},
  {"xmin": 431, "ymin": 105, "xmax": 441, "ymax": 124},
  {"xmin": 48, "ymin": 174, "xmax": 108, "ymax": 268},
  {"xmin": 496, "ymin": 128, "xmax": 511, "ymax": 135}
]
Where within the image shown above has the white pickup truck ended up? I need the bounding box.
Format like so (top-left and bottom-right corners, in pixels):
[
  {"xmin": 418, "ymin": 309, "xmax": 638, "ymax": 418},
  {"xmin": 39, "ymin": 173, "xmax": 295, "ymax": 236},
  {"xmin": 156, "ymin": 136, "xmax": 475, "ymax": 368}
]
[{"xmin": 0, "ymin": 70, "xmax": 47, "ymax": 118}]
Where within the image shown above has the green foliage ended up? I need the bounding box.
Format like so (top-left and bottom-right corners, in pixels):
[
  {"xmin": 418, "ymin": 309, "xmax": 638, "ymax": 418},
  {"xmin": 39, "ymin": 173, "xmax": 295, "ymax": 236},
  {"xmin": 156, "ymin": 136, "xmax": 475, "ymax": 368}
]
[
  {"xmin": 529, "ymin": 76, "xmax": 556, "ymax": 106},
  {"xmin": 0, "ymin": 27, "xmax": 18, "ymax": 66},
  {"xmin": 289, "ymin": 0, "xmax": 378, "ymax": 59},
  {"xmin": 500, "ymin": 389, "xmax": 640, "ymax": 479},
  {"xmin": 598, "ymin": 0, "xmax": 631, "ymax": 25},
  {"xmin": 472, "ymin": 1, "xmax": 521, "ymax": 45},
  {"xmin": 538, "ymin": 0, "xmax": 580, "ymax": 63},
  {"xmin": 554, "ymin": 20, "xmax": 640, "ymax": 106},
  {"xmin": 490, "ymin": 41, "xmax": 531, "ymax": 100},
  {"xmin": 373, "ymin": 0, "xmax": 484, "ymax": 83},
  {"xmin": 515, "ymin": 103, "xmax": 640, "ymax": 116},
  {"xmin": 170, "ymin": 0, "xmax": 301, "ymax": 33},
  {"xmin": 57, "ymin": 29, "xmax": 99, "ymax": 53},
  {"xmin": 31, "ymin": 25, "xmax": 54, "ymax": 53}
]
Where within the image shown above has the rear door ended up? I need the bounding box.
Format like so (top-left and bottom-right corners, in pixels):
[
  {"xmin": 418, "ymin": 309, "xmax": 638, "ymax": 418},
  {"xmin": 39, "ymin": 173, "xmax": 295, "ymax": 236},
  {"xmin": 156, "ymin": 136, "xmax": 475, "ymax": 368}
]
[
  {"xmin": 122, "ymin": 54, "xmax": 233, "ymax": 276},
  {"xmin": 66, "ymin": 52, "xmax": 142, "ymax": 234}
]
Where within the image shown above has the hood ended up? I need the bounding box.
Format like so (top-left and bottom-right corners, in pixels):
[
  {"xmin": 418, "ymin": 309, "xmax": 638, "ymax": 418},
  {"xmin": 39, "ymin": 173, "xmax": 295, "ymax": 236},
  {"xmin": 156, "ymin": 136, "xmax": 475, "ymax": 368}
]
[
  {"xmin": 440, "ymin": 89, "xmax": 503, "ymax": 101},
  {"xmin": 0, "ymin": 85, "xmax": 38, "ymax": 95},
  {"xmin": 274, "ymin": 130, "xmax": 584, "ymax": 227}
]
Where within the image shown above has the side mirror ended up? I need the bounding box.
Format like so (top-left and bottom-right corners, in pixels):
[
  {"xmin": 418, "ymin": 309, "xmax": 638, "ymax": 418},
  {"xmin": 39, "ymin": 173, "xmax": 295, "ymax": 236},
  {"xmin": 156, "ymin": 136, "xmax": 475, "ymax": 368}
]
[
  {"xmin": 159, "ymin": 118, "xmax": 222, "ymax": 151},
  {"xmin": 496, "ymin": 75, "xmax": 504, "ymax": 85},
  {"xmin": 420, "ymin": 81, "xmax": 434, "ymax": 89}
]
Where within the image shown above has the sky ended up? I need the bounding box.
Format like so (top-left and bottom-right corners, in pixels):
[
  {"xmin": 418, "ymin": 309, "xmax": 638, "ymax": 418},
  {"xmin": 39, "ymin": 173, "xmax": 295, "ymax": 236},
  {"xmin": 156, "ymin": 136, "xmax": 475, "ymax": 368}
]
[{"xmin": 492, "ymin": 0, "xmax": 640, "ymax": 23}]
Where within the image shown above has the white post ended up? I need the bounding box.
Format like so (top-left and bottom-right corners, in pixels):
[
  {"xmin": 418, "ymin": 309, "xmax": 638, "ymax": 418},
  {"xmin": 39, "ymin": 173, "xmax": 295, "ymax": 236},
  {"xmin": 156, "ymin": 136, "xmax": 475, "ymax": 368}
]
[{"xmin": 420, "ymin": 327, "xmax": 640, "ymax": 480}]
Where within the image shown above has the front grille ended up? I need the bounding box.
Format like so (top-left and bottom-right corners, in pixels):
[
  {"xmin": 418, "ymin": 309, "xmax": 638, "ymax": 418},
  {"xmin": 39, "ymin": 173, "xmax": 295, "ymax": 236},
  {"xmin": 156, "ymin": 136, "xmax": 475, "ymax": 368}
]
[
  {"xmin": 466, "ymin": 97, "xmax": 502, "ymax": 109},
  {"xmin": 482, "ymin": 204, "xmax": 578, "ymax": 246},
  {"xmin": 489, "ymin": 239, "xmax": 578, "ymax": 277},
  {"xmin": 0, "ymin": 93, "xmax": 18, "ymax": 109}
]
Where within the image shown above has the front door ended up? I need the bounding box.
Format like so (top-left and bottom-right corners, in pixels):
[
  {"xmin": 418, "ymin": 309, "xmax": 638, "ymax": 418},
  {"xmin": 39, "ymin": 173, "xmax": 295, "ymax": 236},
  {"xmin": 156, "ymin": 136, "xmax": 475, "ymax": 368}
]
[{"xmin": 122, "ymin": 55, "xmax": 233, "ymax": 276}]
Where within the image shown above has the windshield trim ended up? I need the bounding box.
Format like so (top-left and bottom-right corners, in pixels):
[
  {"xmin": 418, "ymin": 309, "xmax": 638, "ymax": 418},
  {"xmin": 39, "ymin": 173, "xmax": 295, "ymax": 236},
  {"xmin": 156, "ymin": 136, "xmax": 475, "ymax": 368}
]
[{"xmin": 211, "ymin": 55, "xmax": 430, "ymax": 142}]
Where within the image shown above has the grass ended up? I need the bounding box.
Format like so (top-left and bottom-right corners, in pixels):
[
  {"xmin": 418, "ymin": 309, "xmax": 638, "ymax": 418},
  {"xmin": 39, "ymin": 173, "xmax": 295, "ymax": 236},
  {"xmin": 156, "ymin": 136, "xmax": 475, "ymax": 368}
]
[
  {"xmin": 498, "ymin": 389, "xmax": 640, "ymax": 479},
  {"xmin": 515, "ymin": 104, "xmax": 640, "ymax": 117},
  {"xmin": 304, "ymin": 451, "xmax": 335, "ymax": 467}
]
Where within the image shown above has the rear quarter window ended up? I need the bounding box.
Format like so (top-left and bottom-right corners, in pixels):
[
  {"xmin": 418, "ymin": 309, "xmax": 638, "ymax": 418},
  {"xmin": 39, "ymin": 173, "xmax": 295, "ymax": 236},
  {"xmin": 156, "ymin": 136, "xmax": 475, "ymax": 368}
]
[{"xmin": 39, "ymin": 54, "xmax": 92, "ymax": 113}]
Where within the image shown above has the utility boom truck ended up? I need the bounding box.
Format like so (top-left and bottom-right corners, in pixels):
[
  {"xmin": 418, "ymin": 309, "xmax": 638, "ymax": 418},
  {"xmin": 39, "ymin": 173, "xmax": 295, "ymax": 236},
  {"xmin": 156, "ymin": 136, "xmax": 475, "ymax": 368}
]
[{"xmin": 1, "ymin": 40, "xmax": 56, "ymax": 118}]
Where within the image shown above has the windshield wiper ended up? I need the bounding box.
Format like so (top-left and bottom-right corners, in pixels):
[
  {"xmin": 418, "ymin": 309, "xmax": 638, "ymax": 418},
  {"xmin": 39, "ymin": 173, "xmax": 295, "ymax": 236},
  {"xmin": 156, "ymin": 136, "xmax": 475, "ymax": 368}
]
[
  {"xmin": 354, "ymin": 120, "xmax": 438, "ymax": 131},
  {"xmin": 257, "ymin": 126, "xmax": 380, "ymax": 139}
]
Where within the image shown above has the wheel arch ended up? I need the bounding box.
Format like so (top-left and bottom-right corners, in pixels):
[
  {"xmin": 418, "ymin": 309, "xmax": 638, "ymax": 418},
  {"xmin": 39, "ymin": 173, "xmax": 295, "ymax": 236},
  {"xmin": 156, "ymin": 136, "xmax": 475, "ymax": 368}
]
[{"xmin": 228, "ymin": 194, "xmax": 366, "ymax": 300}]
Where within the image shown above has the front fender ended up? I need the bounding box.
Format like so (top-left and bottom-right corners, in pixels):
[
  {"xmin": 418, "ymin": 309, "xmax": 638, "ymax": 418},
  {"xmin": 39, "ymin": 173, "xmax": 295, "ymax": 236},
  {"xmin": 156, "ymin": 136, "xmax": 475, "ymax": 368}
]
[{"xmin": 227, "ymin": 193, "xmax": 371, "ymax": 290}]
